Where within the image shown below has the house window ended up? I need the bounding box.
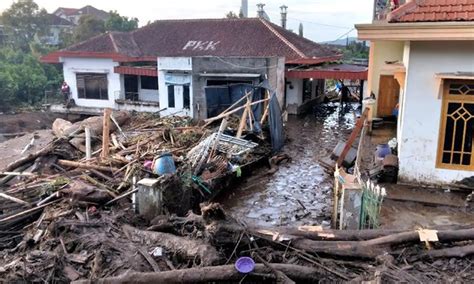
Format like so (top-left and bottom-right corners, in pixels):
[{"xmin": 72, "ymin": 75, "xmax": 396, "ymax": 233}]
[
  {"xmin": 141, "ymin": 76, "xmax": 158, "ymax": 90},
  {"xmin": 183, "ymin": 85, "xmax": 190, "ymax": 109},
  {"xmin": 76, "ymin": 73, "xmax": 108, "ymax": 100},
  {"xmin": 168, "ymin": 85, "xmax": 175, "ymax": 108},
  {"xmin": 437, "ymin": 80, "xmax": 474, "ymax": 170}
]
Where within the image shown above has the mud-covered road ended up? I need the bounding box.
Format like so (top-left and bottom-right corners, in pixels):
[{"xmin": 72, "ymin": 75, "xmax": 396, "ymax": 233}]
[{"xmin": 219, "ymin": 103, "xmax": 359, "ymax": 228}]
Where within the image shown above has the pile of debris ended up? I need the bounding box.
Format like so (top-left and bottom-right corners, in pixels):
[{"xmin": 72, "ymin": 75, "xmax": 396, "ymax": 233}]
[
  {"xmin": 1, "ymin": 201, "xmax": 473, "ymax": 283},
  {"xmin": 0, "ymin": 93, "xmax": 473, "ymax": 282}
]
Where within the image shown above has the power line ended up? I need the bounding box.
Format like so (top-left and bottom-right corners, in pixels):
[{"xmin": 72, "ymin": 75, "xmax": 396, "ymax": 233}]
[
  {"xmin": 286, "ymin": 17, "xmax": 351, "ymax": 29},
  {"xmin": 332, "ymin": 28, "xmax": 356, "ymax": 42},
  {"xmin": 265, "ymin": 12, "xmax": 351, "ymax": 29}
]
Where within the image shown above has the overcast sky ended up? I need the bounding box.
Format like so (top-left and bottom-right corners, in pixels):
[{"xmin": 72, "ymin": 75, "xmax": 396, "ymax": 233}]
[{"xmin": 0, "ymin": 0, "xmax": 373, "ymax": 42}]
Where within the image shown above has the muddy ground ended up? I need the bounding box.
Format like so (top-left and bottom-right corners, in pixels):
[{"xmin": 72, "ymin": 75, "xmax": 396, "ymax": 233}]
[
  {"xmin": 219, "ymin": 103, "xmax": 359, "ymax": 227},
  {"xmin": 0, "ymin": 111, "xmax": 83, "ymax": 142}
]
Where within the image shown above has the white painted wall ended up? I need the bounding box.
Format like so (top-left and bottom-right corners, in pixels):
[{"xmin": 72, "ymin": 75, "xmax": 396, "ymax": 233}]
[
  {"xmin": 366, "ymin": 41, "xmax": 404, "ymax": 118},
  {"xmin": 137, "ymin": 76, "xmax": 159, "ymax": 102},
  {"xmin": 286, "ymin": 78, "xmax": 303, "ymax": 114},
  {"xmin": 158, "ymin": 57, "xmax": 193, "ymax": 117},
  {"xmin": 62, "ymin": 57, "xmax": 120, "ymax": 109},
  {"xmin": 398, "ymin": 41, "xmax": 474, "ymax": 184}
]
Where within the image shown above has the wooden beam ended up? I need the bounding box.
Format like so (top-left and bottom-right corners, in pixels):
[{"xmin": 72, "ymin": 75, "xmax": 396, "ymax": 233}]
[
  {"xmin": 336, "ymin": 108, "xmax": 369, "ymax": 167},
  {"xmin": 101, "ymin": 108, "xmax": 112, "ymax": 159}
]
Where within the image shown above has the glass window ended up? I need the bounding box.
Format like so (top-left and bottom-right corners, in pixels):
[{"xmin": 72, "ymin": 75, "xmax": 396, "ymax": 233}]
[
  {"xmin": 76, "ymin": 73, "xmax": 108, "ymax": 100},
  {"xmin": 168, "ymin": 85, "xmax": 175, "ymax": 108},
  {"xmin": 438, "ymin": 80, "xmax": 474, "ymax": 170},
  {"xmin": 141, "ymin": 76, "xmax": 158, "ymax": 90},
  {"xmin": 183, "ymin": 85, "xmax": 190, "ymax": 109}
]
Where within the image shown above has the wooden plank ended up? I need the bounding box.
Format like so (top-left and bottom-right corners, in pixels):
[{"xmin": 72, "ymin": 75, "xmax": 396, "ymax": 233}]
[
  {"xmin": 101, "ymin": 108, "xmax": 112, "ymax": 159},
  {"xmin": 236, "ymin": 98, "xmax": 250, "ymax": 138},
  {"xmin": 336, "ymin": 108, "xmax": 369, "ymax": 167}
]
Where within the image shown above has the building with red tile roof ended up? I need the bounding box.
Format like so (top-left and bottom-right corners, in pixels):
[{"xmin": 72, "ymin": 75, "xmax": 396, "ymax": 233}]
[
  {"xmin": 356, "ymin": 0, "xmax": 474, "ymax": 185},
  {"xmin": 388, "ymin": 0, "xmax": 474, "ymax": 23},
  {"xmin": 43, "ymin": 18, "xmax": 340, "ymax": 64}
]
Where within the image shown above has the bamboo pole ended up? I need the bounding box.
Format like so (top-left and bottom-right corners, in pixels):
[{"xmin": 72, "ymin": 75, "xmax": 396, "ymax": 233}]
[{"xmin": 58, "ymin": 159, "xmax": 118, "ymax": 172}]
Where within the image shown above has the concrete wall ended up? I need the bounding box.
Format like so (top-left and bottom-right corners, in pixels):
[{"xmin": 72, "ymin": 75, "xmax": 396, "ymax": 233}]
[
  {"xmin": 158, "ymin": 57, "xmax": 193, "ymax": 117},
  {"xmin": 137, "ymin": 76, "xmax": 159, "ymax": 102},
  {"xmin": 398, "ymin": 41, "xmax": 474, "ymax": 184},
  {"xmin": 366, "ymin": 41, "xmax": 404, "ymax": 118},
  {"xmin": 286, "ymin": 78, "xmax": 303, "ymax": 114},
  {"xmin": 62, "ymin": 57, "xmax": 120, "ymax": 109},
  {"xmin": 191, "ymin": 57, "xmax": 283, "ymax": 120}
]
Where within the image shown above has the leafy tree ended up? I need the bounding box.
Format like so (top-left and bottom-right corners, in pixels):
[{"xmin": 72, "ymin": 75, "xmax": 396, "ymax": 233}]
[
  {"xmin": 0, "ymin": 0, "xmax": 48, "ymax": 51},
  {"xmin": 73, "ymin": 15, "xmax": 105, "ymax": 43},
  {"xmin": 105, "ymin": 11, "xmax": 139, "ymax": 32},
  {"xmin": 298, "ymin": 23, "xmax": 303, "ymax": 37},
  {"xmin": 342, "ymin": 41, "xmax": 369, "ymax": 60},
  {"xmin": 225, "ymin": 11, "xmax": 240, "ymax": 19}
]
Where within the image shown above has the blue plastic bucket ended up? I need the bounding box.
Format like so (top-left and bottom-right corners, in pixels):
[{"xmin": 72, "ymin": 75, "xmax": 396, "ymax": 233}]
[
  {"xmin": 154, "ymin": 153, "xmax": 176, "ymax": 175},
  {"xmin": 376, "ymin": 144, "xmax": 391, "ymax": 159}
]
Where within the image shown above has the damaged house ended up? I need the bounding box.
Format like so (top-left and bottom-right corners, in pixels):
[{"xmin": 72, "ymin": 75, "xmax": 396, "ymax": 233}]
[
  {"xmin": 41, "ymin": 18, "xmax": 346, "ymax": 119},
  {"xmin": 357, "ymin": 0, "xmax": 474, "ymax": 184}
]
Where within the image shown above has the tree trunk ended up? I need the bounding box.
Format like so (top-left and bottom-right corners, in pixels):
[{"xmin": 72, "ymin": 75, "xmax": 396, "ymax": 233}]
[
  {"xmin": 72, "ymin": 263, "xmax": 323, "ymax": 284},
  {"xmin": 122, "ymin": 225, "xmax": 220, "ymax": 266},
  {"xmin": 422, "ymin": 244, "xmax": 474, "ymax": 259}
]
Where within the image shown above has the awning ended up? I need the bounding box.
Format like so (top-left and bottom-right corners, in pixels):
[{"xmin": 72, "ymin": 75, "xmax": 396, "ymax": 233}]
[
  {"xmin": 286, "ymin": 64, "xmax": 368, "ymax": 80},
  {"xmin": 199, "ymin": 73, "xmax": 261, "ymax": 78},
  {"xmin": 114, "ymin": 66, "xmax": 157, "ymax": 77}
]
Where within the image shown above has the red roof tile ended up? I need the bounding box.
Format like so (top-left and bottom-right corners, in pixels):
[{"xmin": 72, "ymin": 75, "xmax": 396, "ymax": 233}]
[
  {"xmin": 388, "ymin": 0, "xmax": 474, "ymax": 22},
  {"xmin": 42, "ymin": 18, "xmax": 341, "ymax": 64}
]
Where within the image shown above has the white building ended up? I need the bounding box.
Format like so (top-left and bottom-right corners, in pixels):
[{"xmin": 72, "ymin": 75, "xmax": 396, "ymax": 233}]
[
  {"xmin": 43, "ymin": 18, "xmax": 345, "ymax": 119},
  {"xmin": 357, "ymin": 0, "xmax": 474, "ymax": 184}
]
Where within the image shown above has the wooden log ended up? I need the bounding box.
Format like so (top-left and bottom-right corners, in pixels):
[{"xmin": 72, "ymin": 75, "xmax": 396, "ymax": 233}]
[
  {"xmin": 204, "ymin": 98, "xmax": 269, "ymax": 124},
  {"xmin": 422, "ymin": 244, "xmax": 474, "ymax": 259},
  {"xmin": 291, "ymin": 228, "xmax": 474, "ymax": 259},
  {"xmin": 0, "ymin": 200, "xmax": 59, "ymax": 224},
  {"xmin": 122, "ymin": 225, "xmax": 220, "ymax": 266},
  {"xmin": 101, "ymin": 108, "xmax": 112, "ymax": 159},
  {"xmin": 0, "ymin": 192, "xmax": 30, "ymax": 206},
  {"xmin": 254, "ymin": 226, "xmax": 406, "ymax": 241},
  {"xmin": 73, "ymin": 263, "xmax": 323, "ymax": 284},
  {"xmin": 236, "ymin": 98, "xmax": 250, "ymax": 138},
  {"xmin": 85, "ymin": 127, "xmax": 91, "ymax": 160},
  {"xmin": 2, "ymin": 141, "xmax": 57, "ymax": 173},
  {"xmin": 57, "ymin": 159, "xmax": 118, "ymax": 173}
]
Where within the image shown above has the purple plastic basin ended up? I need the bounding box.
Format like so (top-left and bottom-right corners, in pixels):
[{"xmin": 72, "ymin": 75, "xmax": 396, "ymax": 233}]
[{"xmin": 235, "ymin": 257, "xmax": 255, "ymax": 273}]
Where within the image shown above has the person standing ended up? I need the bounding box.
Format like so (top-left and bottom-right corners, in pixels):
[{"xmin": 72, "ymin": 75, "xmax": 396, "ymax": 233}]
[{"xmin": 61, "ymin": 81, "xmax": 70, "ymax": 106}]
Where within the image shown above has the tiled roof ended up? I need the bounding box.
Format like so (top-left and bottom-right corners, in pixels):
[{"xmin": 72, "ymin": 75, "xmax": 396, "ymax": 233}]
[
  {"xmin": 388, "ymin": 0, "xmax": 474, "ymax": 23},
  {"xmin": 46, "ymin": 14, "xmax": 74, "ymax": 26},
  {"xmin": 42, "ymin": 18, "xmax": 341, "ymax": 63},
  {"xmin": 54, "ymin": 7, "xmax": 79, "ymax": 16}
]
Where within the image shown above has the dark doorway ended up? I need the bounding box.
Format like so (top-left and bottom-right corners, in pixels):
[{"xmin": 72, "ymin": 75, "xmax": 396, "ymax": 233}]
[{"xmin": 124, "ymin": 75, "xmax": 139, "ymax": 101}]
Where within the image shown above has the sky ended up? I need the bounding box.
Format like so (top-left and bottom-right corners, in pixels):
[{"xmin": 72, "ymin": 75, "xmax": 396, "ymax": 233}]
[{"xmin": 0, "ymin": 0, "xmax": 373, "ymax": 42}]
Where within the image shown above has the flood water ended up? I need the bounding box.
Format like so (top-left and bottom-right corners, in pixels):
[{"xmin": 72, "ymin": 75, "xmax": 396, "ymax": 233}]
[{"xmin": 219, "ymin": 103, "xmax": 359, "ymax": 228}]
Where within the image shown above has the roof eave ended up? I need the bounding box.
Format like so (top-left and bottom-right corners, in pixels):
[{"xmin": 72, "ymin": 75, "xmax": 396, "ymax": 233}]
[
  {"xmin": 40, "ymin": 51, "xmax": 157, "ymax": 63},
  {"xmin": 286, "ymin": 55, "xmax": 342, "ymax": 65},
  {"xmin": 356, "ymin": 21, "xmax": 474, "ymax": 41}
]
